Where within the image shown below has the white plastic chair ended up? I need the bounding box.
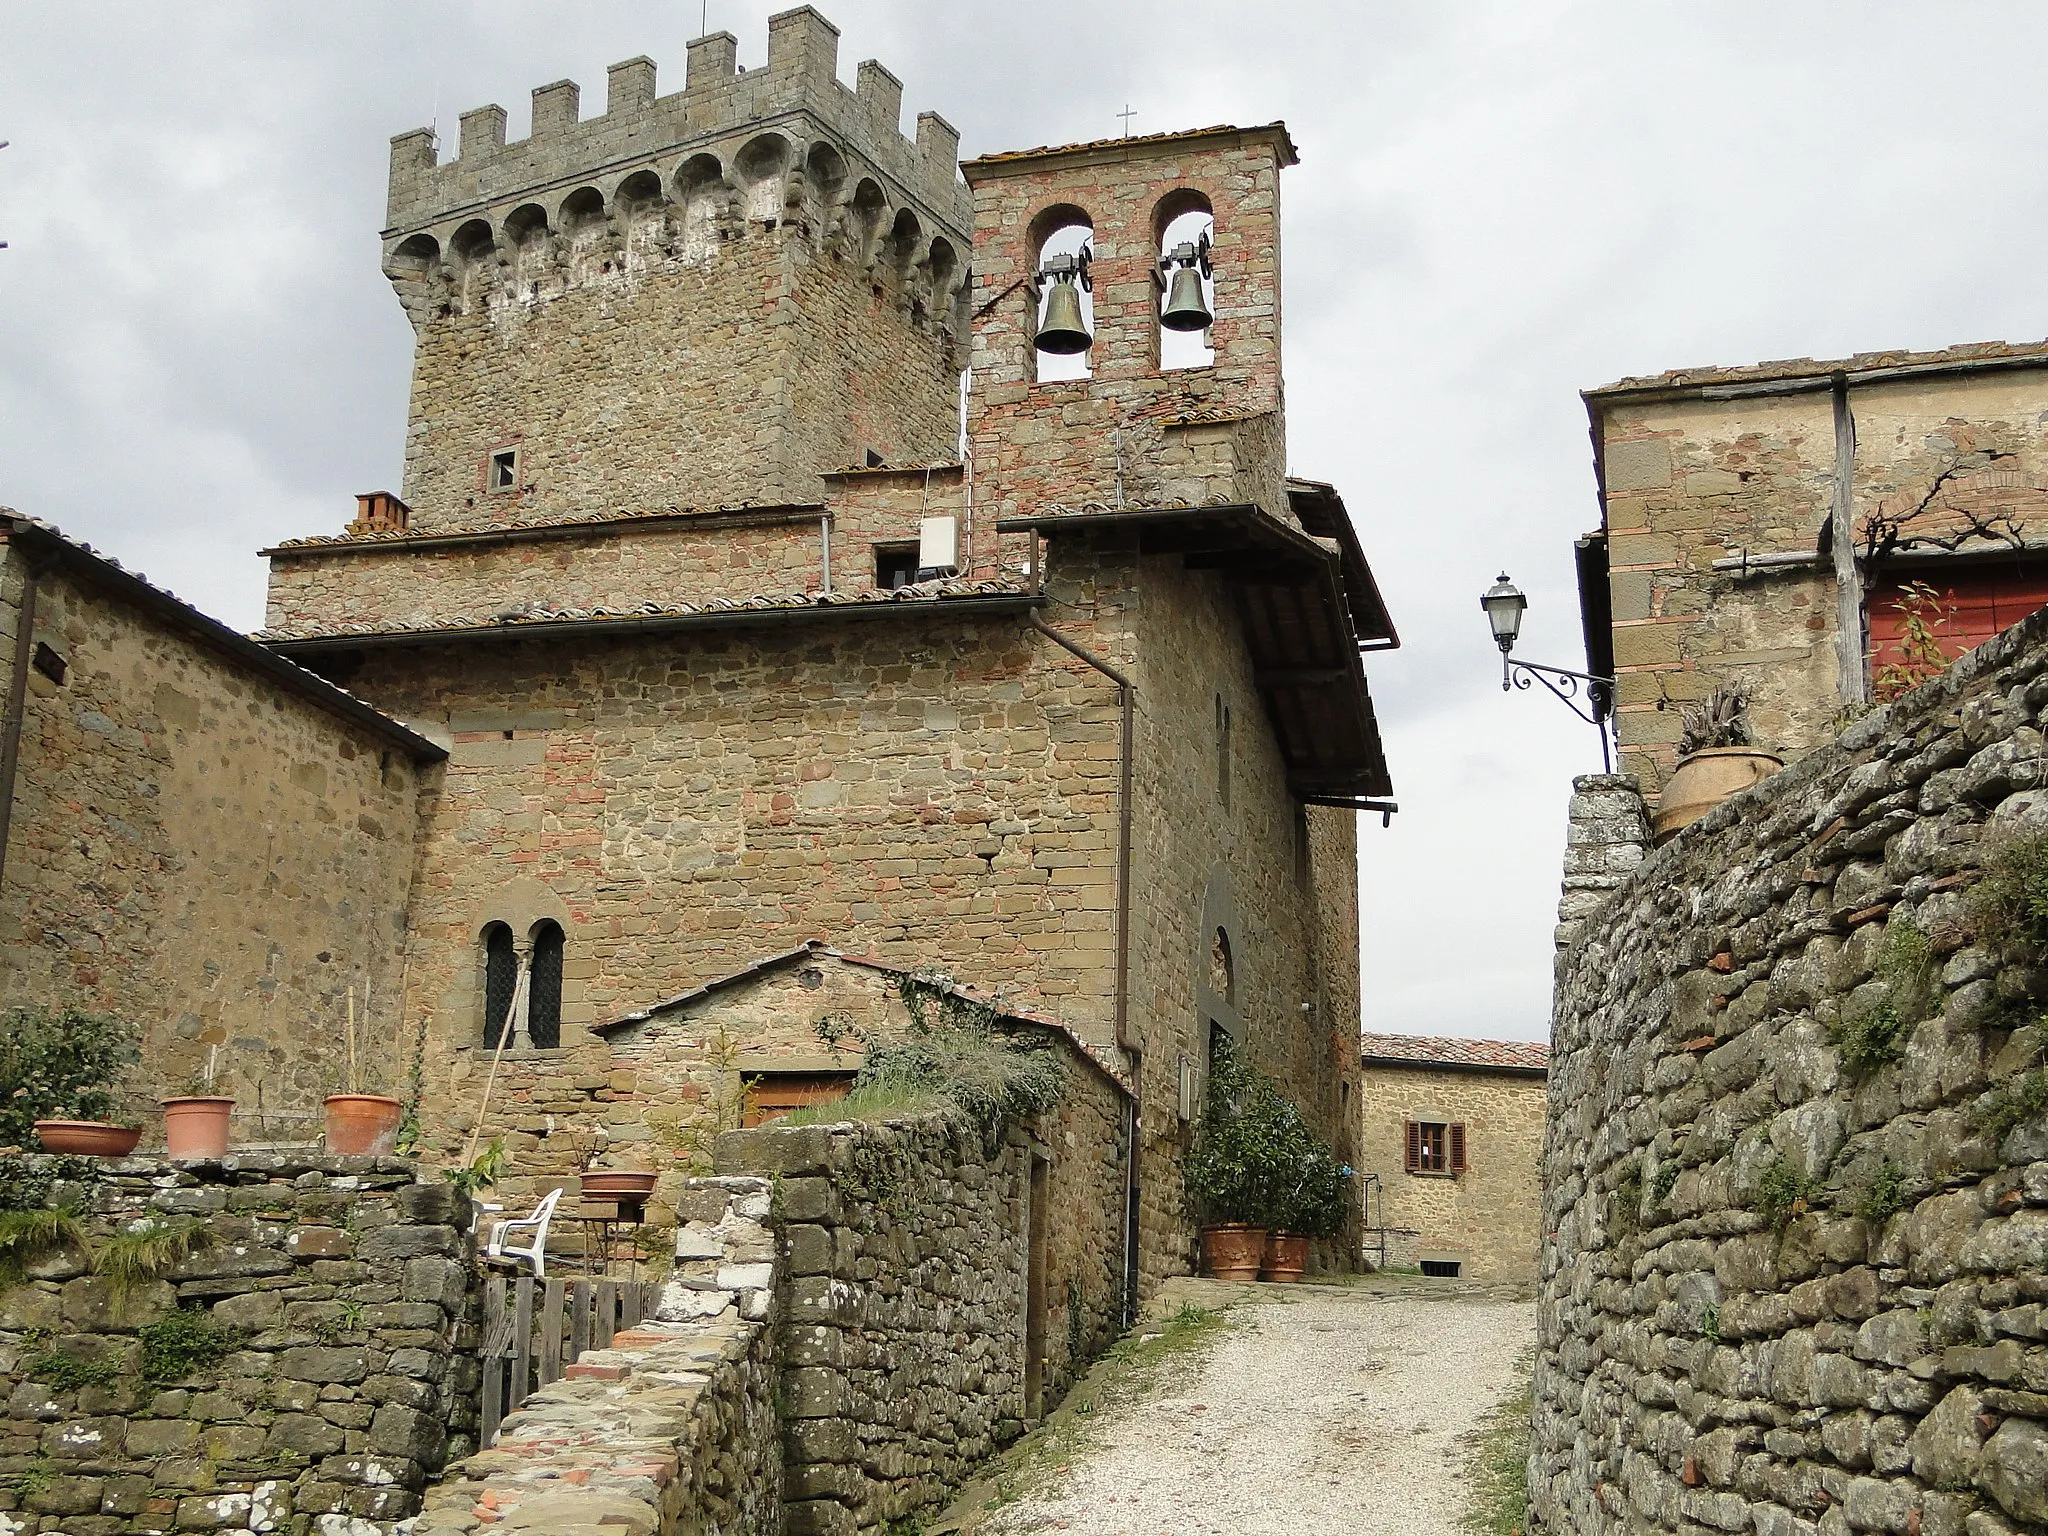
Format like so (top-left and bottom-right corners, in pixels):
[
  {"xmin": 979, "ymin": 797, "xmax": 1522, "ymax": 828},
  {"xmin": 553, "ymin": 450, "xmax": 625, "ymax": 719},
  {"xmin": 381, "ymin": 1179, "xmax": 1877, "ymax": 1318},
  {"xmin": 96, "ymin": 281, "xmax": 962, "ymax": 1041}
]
[{"xmin": 480, "ymin": 1187, "xmax": 563, "ymax": 1278}]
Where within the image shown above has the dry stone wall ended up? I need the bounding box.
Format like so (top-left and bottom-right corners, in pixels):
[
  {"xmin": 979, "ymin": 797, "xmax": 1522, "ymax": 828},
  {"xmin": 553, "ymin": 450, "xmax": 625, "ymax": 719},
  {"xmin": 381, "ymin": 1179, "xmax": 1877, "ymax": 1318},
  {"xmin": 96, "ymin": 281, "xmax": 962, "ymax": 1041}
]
[
  {"xmin": 713, "ymin": 1079, "xmax": 1127, "ymax": 1536},
  {"xmin": 0, "ymin": 1153, "xmax": 472, "ymax": 1536},
  {"xmin": 1536, "ymin": 606, "xmax": 2048, "ymax": 1534}
]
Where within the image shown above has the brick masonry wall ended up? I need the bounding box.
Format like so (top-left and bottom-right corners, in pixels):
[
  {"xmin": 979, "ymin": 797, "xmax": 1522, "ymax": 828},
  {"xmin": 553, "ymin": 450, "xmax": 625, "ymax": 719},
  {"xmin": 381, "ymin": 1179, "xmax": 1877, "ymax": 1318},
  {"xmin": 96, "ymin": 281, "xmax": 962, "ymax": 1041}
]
[
  {"xmin": 1535, "ymin": 603, "xmax": 2048, "ymax": 1533},
  {"xmin": 1356, "ymin": 1065, "xmax": 1546, "ymax": 1282},
  {"xmin": 1595, "ymin": 366, "xmax": 2048, "ymax": 794},
  {"xmin": 965, "ymin": 131, "xmax": 1293, "ymax": 527},
  {"xmin": 711, "ymin": 1071, "xmax": 1127, "ymax": 1536},
  {"xmin": 0, "ymin": 1153, "xmax": 472, "ymax": 1536},
  {"xmin": 0, "ymin": 547, "xmax": 424, "ymax": 1123}
]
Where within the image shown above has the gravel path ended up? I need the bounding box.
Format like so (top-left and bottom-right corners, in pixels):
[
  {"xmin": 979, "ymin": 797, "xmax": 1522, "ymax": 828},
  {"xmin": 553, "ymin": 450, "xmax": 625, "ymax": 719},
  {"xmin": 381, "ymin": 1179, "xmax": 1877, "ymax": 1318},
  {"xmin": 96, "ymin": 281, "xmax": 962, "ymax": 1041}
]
[{"xmin": 970, "ymin": 1280, "xmax": 1533, "ymax": 1536}]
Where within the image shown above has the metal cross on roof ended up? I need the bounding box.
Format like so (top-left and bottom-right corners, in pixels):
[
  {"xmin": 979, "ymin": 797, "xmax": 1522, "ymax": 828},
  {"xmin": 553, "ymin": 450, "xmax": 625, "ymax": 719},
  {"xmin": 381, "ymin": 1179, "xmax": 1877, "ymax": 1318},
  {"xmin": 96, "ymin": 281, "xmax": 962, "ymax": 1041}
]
[{"xmin": 1117, "ymin": 105, "xmax": 1137, "ymax": 138}]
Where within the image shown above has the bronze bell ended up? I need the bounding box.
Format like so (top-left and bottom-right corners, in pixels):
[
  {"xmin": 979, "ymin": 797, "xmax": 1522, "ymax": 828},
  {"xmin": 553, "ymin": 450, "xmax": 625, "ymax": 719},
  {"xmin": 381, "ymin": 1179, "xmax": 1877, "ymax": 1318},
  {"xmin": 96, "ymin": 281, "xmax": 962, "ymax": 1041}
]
[
  {"xmin": 1035, "ymin": 273, "xmax": 1092, "ymax": 355},
  {"xmin": 1160, "ymin": 262, "xmax": 1213, "ymax": 333}
]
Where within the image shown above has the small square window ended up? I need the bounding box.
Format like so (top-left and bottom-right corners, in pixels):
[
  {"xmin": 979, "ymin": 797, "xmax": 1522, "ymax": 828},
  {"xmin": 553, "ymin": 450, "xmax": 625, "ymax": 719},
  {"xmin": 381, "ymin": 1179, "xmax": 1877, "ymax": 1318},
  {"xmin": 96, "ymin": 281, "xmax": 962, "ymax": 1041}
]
[
  {"xmin": 31, "ymin": 643, "xmax": 65, "ymax": 686},
  {"xmin": 1404, "ymin": 1119, "xmax": 1467, "ymax": 1177},
  {"xmin": 875, "ymin": 544, "xmax": 920, "ymax": 590},
  {"xmin": 487, "ymin": 448, "xmax": 520, "ymax": 493},
  {"xmin": 1420, "ymin": 1259, "xmax": 1462, "ymax": 1279}
]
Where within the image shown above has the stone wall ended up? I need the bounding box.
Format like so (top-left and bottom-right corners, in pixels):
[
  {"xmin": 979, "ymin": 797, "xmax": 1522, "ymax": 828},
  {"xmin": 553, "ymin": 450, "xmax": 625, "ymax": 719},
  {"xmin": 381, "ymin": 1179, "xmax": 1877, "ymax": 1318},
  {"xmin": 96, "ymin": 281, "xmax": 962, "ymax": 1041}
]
[
  {"xmin": 415, "ymin": 1179, "xmax": 781, "ymax": 1536},
  {"xmin": 379, "ymin": 9, "xmax": 968, "ymax": 534},
  {"xmin": 0, "ymin": 539, "xmax": 430, "ymax": 1123},
  {"xmin": 714, "ymin": 1069, "xmax": 1128, "ymax": 1535},
  {"xmin": 1587, "ymin": 352, "xmax": 2048, "ymax": 793},
  {"xmin": 0, "ymin": 1152, "xmax": 472, "ymax": 1536},
  {"xmin": 1356, "ymin": 1063, "xmax": 1547, "ymax": 1282},
  {"xmin": 1534, "ymin": 604, "xmax": 2048, "ymax": 1534}
]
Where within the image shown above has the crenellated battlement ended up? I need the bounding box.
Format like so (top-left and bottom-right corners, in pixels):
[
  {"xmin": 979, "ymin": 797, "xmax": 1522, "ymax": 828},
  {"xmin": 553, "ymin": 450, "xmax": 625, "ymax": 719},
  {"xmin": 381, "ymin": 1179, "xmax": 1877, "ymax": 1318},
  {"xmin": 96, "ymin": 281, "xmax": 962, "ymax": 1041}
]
[{"xmin": 383, "ymin": 6, "xmax": 969, "ymax": 251}]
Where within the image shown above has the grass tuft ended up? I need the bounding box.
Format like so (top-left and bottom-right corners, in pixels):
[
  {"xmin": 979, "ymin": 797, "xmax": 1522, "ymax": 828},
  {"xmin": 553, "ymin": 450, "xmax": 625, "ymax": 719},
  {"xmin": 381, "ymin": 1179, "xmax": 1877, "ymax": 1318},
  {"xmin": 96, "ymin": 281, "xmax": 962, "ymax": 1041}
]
[
  {"xmin": 1972, "ymin": 831, "xmax": 2048, "ymax": 963},
  {"xmin": 93, "ymin": 1217, "xmax": 211, "ymax": 1301},
  {"xmin": 1970, "ymin": 1065, "xmax": 2048, "ymax": 1145},
  {"xmin": 0, "ymin": 1208, "xmax": 87, "ymax": 1286},
  {"xmin": 1461, "ymin": 1347, "xmax": 1534, "ymax": 1536}
]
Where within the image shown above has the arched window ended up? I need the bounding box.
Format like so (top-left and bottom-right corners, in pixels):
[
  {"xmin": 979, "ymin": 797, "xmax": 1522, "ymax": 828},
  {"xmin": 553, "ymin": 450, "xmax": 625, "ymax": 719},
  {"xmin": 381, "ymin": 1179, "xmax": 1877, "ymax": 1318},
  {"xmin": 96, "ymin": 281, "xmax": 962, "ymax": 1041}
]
[
  {"xmin": 481, "ymin": 923, "xmax": 517, "ymax": 1048},
  {"xmin": 1155, "ymin": 192, "xmax": 1215, "ymax": 371},
  {"xmin": 528, "ymin": 920, "xmax": 565, "ymax": 1050},
  {"xmin": 1029, "ymin": 206, "xmax": 1094, "ymax": 383}
]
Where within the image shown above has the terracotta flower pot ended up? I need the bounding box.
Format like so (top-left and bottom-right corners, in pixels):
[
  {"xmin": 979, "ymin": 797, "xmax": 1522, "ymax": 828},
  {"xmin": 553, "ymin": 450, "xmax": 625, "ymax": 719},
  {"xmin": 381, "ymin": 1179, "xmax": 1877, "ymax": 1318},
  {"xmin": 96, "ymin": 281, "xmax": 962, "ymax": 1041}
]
[
  {"xmin": 323, "ymin": 1094, "xmax": 404, "ymax": 1157},
  {"xmin": 1263, "ymin": 1231, "xmax": 1311, "ymax": 1283},
  {"xmin": 579, "ymin": 1171, "xmax": 659, "ymax": 1201},
  {"xmin": 161, "ymin": 1097, "xmax": 236, "ymax": 1160},
  {"xmin": 1653, "ymin": 747, "xmax": 1784, "ymax": 844},
  {"xmin": 33, "ymin": 1119, "xmax": 141, "ymax": 1157},
  {"xmin": 1200, "ymin": 1223, "xmax": 1267, "ymax": 1281}
]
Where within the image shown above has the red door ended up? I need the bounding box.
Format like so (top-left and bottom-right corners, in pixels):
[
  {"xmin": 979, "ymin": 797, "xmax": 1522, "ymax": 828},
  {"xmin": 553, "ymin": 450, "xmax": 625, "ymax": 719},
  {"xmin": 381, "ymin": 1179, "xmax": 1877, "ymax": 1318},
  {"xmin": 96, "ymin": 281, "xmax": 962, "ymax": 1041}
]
[{"xmin": 1866, "ymin": 563, "xmax": 2048, "ymax": 695}]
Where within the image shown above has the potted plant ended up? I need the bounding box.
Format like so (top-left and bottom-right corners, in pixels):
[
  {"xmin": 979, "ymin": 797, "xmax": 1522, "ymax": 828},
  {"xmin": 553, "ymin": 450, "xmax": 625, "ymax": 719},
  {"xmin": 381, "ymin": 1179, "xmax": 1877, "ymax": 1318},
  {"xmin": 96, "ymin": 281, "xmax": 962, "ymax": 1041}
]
[
  {"xmin": 1183, "ymin": 1038, "xmax": 1285, "ymax": 1281},
  {"xmin": 324, "ymin": 986, "xmax": 403, "ymax": 1157},
  {"xmin": 1652, "ymin": 684, "xmax": 1783, "ymax": 843},
  {"xmin": 162, "ymin": 1046, "xmax": 234, "ymax": 1159},
  {"xmin": 1264, "ymin": 1134, "xmax": 1349, "ymax": 1283},
  {"xmin": 4, "ymin": 1003, "xmax": 144, "ymax": 1156}
]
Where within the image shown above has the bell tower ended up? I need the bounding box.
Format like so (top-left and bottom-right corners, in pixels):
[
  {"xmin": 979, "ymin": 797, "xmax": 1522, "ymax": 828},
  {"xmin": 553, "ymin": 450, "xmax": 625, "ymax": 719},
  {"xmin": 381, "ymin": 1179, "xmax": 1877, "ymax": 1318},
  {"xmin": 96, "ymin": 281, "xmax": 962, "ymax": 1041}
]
[
  {"xmin": 378, "ymin": 7, "xmax": 972, "ymax": 534},
  {"xmin": 961, "ymin": 124, "xmax": 1298, "ymax": 524}
]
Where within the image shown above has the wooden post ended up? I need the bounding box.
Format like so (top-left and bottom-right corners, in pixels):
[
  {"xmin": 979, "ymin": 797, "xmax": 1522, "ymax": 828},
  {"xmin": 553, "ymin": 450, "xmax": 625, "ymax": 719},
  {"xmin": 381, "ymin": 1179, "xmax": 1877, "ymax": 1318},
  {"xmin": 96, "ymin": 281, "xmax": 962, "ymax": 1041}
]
[
  {"xmin": 509, "ymin": 1276, "xmax": 535, "ymax": 1413},
  {"xmin": 480, "ymin": 1277, "xmax": 507, "ymax": 1449},
  {"xmin": 569, "ymin": 1278, "xmax": 592, "ymax": 1364},
  {"xmin": 1831, "ymin": 375, "xmax": 1868, "ymax": 708},
  {"xmin": 538, "ymin": 1277, "xmax": 566, "ymax": 1386},
  {"xmin": 595, "ymin": 1279, "xmax": 617, "ymax": 1349}
]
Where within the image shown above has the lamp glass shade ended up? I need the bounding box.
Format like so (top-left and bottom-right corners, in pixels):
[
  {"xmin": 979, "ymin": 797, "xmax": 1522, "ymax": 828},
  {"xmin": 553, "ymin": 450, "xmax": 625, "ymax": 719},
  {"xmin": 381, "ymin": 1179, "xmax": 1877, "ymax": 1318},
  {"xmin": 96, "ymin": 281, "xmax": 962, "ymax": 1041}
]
[{"xmin": 1481, "ymin": 573, "xmax": 1526, "ymax": 652}]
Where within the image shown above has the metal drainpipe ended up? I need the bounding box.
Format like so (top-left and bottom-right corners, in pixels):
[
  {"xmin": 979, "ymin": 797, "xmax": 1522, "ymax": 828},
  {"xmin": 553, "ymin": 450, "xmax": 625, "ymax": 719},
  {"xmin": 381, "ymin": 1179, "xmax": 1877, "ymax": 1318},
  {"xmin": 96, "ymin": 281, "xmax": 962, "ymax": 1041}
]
[
  {"xmin": 0, "ymin": 552, "xmax": 48, "ymax": 898},
  {"xmin": 1026, "ymin": 608, "xmax": 1141, "ymax": 1322}
]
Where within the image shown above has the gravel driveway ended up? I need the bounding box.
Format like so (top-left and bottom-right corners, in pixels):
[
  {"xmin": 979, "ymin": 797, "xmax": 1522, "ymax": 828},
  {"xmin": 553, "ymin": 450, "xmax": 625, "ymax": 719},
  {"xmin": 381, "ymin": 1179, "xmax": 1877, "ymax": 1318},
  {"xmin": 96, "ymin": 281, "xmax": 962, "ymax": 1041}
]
[{"xmin": 956, "ymin": 1277, "xmax": 1534, "ymax": 1536}]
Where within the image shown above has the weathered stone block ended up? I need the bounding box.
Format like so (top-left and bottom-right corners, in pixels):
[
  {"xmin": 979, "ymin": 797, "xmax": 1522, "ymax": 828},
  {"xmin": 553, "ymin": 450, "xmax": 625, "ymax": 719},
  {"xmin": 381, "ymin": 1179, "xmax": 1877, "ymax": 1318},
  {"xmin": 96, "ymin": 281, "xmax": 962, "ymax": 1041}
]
[{"xmin": 279, "ymin": 1346, "xmax": 372, "ymax": 1385}]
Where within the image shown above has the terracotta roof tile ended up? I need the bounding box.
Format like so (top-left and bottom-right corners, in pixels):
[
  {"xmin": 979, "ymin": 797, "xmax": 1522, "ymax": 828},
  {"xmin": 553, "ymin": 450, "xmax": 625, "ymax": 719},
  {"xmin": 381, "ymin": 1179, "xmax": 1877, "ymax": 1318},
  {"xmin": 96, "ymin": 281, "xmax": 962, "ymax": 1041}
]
[
  {"xmin": 1358, "ymin": 1033, "xmax": 1549, "ymax": 1073},
  {"xmin": 255, "ymin": 578, "xmax": 1031, "ymax": 643},
  {"xmin": 963, "ymin": 122, "xmax": 1297, "ymax": 174}
]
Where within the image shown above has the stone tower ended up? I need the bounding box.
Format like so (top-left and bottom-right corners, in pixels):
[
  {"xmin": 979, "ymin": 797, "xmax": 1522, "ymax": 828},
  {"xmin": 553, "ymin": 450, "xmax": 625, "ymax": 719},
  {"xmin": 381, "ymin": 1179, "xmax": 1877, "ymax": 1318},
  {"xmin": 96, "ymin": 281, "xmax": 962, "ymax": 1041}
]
[{"xmin": 379, "ymin": 6, "xmax": 971, "ymax": 532}]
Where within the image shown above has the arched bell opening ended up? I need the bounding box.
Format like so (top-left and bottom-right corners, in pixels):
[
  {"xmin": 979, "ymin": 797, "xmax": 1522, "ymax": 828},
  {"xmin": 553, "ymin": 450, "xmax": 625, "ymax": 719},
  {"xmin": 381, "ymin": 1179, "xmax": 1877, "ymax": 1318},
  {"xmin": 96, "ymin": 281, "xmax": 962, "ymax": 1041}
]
[
  {"xmin": 1028, "ymin": 204, "xmax": 1094, "ymax": 383},
  {"xmin": 1154, "ymin": 190, "xmax": 1216, "ymax": 371}
]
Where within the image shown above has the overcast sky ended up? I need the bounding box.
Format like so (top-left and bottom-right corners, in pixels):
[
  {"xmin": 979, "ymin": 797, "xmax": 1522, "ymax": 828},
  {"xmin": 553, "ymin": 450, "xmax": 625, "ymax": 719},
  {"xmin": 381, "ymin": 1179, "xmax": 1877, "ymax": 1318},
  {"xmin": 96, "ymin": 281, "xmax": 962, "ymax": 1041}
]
[{"xmin": 6, "ymin": 3, "xmax": 2048, "ymax": 1043}]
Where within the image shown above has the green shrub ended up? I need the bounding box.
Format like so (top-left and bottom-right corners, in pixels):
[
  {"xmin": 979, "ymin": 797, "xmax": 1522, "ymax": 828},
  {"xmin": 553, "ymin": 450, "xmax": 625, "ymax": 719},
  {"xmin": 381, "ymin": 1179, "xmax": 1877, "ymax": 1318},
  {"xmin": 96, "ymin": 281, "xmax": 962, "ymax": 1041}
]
[
  {"xmin": 1832, "ymin": 923, "xmax": 1938, "ymax": 1074},
  {"xmin": 1833, "ymin": 1000, "xmax": 1906, "ymax": 1074},
  {"xmin": 0, "ymin": 1004, "xmax": 140, "ymax": 1148},
  {"xmin": 1651, "ymin": 1163, "xmax": 1680, "ymax": 1207},
  {"xmin": 1754, "ymin": 1157, "xmax": 1822, "ymax": 1229},
  {"xmin": 0, "ymin": 1154, "xmax": 96, "ymax": 1214},
  {"xmin": 798, "ymin": 971, "xmax": 1066, "ymax": 1145},
  {"xmin": 22, "ymin": 1347, "xmax": 121, "ymax": 1392},
  {"xmin": 1857, "ymin": 1162, "xmax": 1907, "ymax": 1223},
  {"xmin": 1183, "ymin": 1037, "xmax": 1349, "ymax": 1236},
  {"xmin": 138, "ymin": 1308, "xmax": 242, "ymax": 1384},
  {"xmin": 1972, "ymin": 831, "xmax": 2048, "ymax": 963},
  {"xmin": 0, "ymin": 1208, "xmax": 87, "ymax": 1285},
  {"xmin": 1970, "ymin": 1065, "xmax": 2048, "ymax": 1144}
]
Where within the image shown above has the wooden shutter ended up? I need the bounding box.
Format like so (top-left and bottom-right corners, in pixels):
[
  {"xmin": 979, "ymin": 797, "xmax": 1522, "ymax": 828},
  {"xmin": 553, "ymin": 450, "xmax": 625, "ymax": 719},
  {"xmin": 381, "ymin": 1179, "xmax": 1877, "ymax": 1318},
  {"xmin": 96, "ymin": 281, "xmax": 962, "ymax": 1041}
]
[
  {"xmin": 1448, "ymin": 1122, "xmax": 1468, "ymax": 1174},
  {"xmin": 1404, "ymin": 1120, "xmax": 1422, "ymax": 1173}
]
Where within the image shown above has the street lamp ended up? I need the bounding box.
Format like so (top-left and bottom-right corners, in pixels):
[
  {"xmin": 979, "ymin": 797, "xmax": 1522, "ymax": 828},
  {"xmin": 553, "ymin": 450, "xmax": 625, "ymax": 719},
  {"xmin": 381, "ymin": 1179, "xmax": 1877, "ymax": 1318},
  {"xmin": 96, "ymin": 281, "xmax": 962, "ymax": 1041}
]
[{"xmin": 1480, "ymin": 572, "xmax": 1616, "ymax": 772}]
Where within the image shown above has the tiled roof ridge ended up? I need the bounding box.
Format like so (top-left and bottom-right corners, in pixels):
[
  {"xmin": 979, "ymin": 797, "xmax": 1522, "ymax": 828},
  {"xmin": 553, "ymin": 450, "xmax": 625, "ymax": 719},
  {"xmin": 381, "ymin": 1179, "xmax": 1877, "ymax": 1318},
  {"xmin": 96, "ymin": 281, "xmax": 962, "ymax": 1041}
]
[
  {"xmin": 1358, "ymin": 1032, "xmax": 1550, "ymax": 1072},
  {"xmin": 0, "ymin": 509, "xmax": 442, "ymax": 759},
  {"xmin": 255, "ymin": 578, "xmax": 1030, "ymax": 642},
  {"xmin": 268, "ymin": 501, "xmax": 823, "ymax": 550},
  {"xmin": 965, "ymin": 121, "xmax": 1292, "ymax": 169},
  {"xmin": 600, "ymin": 939, "xmax": 1134, "ymax": 1097},
  {"xmin": 1588, "ymin": 336, "xmax": 2048, "ymax": 398}
]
